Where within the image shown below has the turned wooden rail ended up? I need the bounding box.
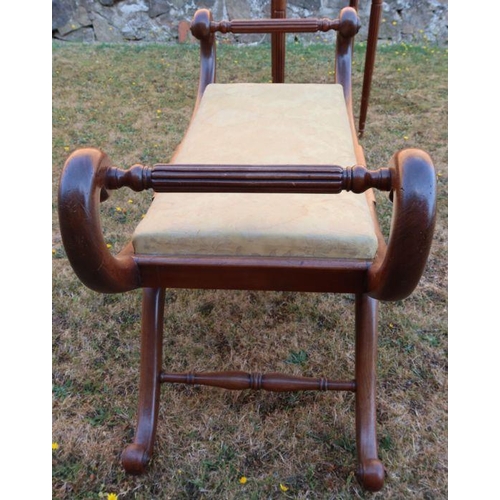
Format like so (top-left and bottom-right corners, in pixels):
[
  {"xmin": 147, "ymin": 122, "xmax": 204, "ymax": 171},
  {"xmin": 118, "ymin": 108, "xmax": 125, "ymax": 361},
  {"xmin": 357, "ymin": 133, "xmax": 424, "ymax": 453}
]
[
  {"xmin": 105, "ymin": 163, "xmax": 392, "ymax": 194},
  {"xmin": 191, "ymin": 8, "xmax": 360, "ymax": 42},
  {"xmin": 160, "ymin": 371, "xmax": 356, "ymax": 392},
  {"xmin": 210, "ymin": 18, "xmax": 341, "ymax": 34}
]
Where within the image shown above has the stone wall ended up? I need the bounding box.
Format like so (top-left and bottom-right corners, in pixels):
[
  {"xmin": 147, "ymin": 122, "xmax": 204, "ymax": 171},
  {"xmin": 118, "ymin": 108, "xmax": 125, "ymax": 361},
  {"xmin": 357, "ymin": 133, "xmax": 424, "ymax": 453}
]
[{"xmin": 52, "ymin": 0, "xmax": 448, "ymax": 45}]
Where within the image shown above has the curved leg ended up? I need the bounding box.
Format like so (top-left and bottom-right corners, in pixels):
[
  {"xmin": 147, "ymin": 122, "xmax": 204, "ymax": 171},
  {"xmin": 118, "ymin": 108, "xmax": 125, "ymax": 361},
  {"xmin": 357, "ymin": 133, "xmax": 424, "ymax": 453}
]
[
  {"xmin": 354, "ymin": 294, "xmax": 385, "ymax": 491},
  {"xmin": 122, "ymin": 287, "xmax": 165, "ymax": 474}
]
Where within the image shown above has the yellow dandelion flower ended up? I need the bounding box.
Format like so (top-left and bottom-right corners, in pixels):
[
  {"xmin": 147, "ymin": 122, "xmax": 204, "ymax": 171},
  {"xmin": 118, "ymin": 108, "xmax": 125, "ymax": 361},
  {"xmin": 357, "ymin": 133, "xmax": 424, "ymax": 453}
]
[
  {"xmin": 403, "ymin": 136, "xmax": 409, "ymax": 140},
  {"xmin": 392, "ymin": 20, "xmax": 397, "ymax": 26},
  {"xmin": 279, "ymin": 483, "xmax": 289, "ymax": 492},
  {"xmin": 64, "ymin": 146, "xmax": 70, "ymax": 151},
  {"xmin": 239, "ymin": 476, "xmax": 248, "ymax": 484},
  {"xmin": 52, "ymin": 442, "xmax": 59, "ymax": 450},
  {"xmin": 107, "ymin": 243, "xmax": 112, "ymax": 249},
  {"xmin": 128, "ymin": 199, "xmax": 133, "ymax": 204},
  {"xmin": 116, "ymin": 207, "xmax": 122, "ymax": 212},
  {"xmin": 107, "ymin": 494, "xmax": 118, "ymax": 500},
  {"xmin": 157, "ymin": 109, "xmax": 162, "ymax": 114}
]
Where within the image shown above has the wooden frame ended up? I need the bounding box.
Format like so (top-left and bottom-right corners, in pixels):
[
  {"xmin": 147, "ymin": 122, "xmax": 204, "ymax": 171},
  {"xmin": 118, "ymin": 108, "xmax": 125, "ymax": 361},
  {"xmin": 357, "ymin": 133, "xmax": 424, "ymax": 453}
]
[{"xmin": 57, "ymin": 4, "xmax": 436, "ymax": 493}]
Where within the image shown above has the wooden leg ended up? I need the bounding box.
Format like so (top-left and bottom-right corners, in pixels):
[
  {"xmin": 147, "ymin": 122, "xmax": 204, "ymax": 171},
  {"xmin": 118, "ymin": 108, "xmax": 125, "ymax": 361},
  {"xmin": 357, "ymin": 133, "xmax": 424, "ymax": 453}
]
[
  {"xmin": 271, "ymin": 0, "xmax": 286, "ymax": 83},
  {"xmin": 358, "ymin": 0, "xmax": 383, "ymax": 137},
  {"xmin": 354, "ymin": 293, "xmax": 385, "ymax": 491},
  {"xmin": 122, "ymin": 287, "xmax": 165, "ymax": 474}
]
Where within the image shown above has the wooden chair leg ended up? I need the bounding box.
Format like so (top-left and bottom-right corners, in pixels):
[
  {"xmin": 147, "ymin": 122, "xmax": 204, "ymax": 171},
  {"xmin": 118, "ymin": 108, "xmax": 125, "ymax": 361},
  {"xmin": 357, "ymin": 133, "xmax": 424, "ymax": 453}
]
[
  {"xmin": 358, "ymin": 0, "xmax": 383, "ymax": 137},
  {"xmin": 122, "ymin": 287, "xmax": 165, "ymax": 474},
  {"xmin": 354, "ymin": 293, "xmax": 385, "ymax": 491}
]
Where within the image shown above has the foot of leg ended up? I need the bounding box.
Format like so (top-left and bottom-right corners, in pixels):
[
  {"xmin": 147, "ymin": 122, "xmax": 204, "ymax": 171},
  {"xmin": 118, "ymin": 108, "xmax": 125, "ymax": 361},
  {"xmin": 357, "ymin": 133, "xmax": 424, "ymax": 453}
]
[
  {"xmin": 354, "ymin": 294, "xmax": 385, "ymax": 491},
  {"xmin": 122, "ymin": 443, "xmax": 150, "ymax": 475},
  {"xmin": 356, "ymin": 458, "xmax": 385, "ymax": 492}
]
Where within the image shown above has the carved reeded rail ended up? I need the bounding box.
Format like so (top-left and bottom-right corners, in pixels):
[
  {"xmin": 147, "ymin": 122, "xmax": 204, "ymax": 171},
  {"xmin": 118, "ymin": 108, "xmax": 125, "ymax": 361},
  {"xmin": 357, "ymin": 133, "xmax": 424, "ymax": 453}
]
[{"xmin": 105, "ymin": 163, "xmax": 392, "ymax": 194}]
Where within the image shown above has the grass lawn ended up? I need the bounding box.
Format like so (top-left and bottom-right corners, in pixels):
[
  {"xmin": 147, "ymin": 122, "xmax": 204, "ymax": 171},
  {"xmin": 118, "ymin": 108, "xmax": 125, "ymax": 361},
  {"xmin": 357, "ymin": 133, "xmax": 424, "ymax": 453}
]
[{"xmin": 52, "ymin": 39, "xmax": 447, "ymax": 499}]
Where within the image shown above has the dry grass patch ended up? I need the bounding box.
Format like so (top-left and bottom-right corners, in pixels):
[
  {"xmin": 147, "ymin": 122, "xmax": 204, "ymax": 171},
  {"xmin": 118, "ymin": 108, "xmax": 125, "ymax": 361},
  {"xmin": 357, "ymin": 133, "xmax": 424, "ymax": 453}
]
[{"xmin": 53, "ymin": 41, "xmax": 447, "ymax": 499}]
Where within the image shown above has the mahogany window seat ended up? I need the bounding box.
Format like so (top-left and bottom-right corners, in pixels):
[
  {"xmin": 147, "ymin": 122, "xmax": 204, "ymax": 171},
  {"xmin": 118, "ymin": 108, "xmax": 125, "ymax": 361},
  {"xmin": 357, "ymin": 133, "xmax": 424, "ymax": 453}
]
[{"xmin": 57, "ymin": 4, "xmax": 436, "ymax": 492}]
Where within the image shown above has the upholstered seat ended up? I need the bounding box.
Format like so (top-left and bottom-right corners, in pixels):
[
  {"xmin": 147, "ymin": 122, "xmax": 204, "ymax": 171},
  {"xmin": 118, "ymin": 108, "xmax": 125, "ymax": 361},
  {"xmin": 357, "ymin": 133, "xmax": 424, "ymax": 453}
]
[{"xmin": 132, "ymin": 83, "xmax": 378, "ymax": 259}]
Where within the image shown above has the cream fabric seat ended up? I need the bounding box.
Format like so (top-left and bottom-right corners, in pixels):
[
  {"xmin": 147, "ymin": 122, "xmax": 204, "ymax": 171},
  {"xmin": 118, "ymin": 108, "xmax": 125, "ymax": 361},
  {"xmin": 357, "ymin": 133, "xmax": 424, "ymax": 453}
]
[{"xmin": 132, "ymin": 83, "xmax": 378, "ymax": 260}]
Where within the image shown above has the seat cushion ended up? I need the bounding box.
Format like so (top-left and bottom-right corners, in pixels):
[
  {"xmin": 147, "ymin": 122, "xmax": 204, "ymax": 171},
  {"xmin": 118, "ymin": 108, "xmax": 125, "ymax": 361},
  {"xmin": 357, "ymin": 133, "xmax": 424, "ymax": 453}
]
[{"xmin": 132, "ymin": 83, "xmax": 378, "ymax": 260}]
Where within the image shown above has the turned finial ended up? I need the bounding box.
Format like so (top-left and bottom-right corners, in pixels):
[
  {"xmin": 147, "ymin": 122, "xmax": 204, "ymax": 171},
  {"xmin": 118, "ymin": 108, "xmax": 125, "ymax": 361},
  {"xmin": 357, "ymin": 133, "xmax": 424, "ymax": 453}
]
[
  {"xmin": 338, "ymin": 7, "xmax": 361, "ymax": 38},
  {"xmin": 191, "ymin": 9, "xmax": 212, "ymax": 40}
]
